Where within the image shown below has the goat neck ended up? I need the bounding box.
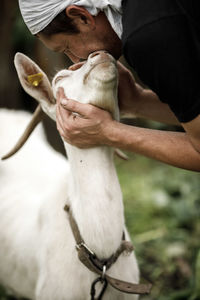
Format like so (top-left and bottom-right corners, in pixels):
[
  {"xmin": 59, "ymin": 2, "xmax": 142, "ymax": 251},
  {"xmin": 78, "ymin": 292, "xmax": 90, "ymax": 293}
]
[
  {"xmin": 54, "ymin": 51, "xmax": 124, "ymax": 260},
  {"xmin": 65, "ymin": 143, "xmax": 124, "ymax": 260}
]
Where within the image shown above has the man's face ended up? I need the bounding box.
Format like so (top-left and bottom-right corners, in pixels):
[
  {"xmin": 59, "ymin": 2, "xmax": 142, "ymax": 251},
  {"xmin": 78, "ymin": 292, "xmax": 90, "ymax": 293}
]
[{"xmin": 38, "ymin": 12, "xmax": 122, "ymax": 63}]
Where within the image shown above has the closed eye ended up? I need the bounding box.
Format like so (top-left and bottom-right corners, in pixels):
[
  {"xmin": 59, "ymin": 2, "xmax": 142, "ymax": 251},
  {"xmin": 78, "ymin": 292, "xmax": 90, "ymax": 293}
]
[{"xmin": 54, "ymin": 75, "xmax": 70, "ymax": 84}]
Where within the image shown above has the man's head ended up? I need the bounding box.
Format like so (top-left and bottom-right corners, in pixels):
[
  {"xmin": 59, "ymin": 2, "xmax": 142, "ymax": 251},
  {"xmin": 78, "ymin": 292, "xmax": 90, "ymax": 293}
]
[
  {"xmin": 19, "ymin": 0, "xmax": 122, "ymax": 62},
  {"xmin": 38, "ymin": 6, "xmax": 122, "ymax": 63}
]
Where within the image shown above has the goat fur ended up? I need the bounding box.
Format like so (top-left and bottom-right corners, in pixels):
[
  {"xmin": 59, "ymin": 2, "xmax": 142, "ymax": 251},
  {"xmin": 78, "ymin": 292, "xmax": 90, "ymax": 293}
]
[{"xmin": 0, "ymin": 52, "xmax": 139, "ymax": 300}]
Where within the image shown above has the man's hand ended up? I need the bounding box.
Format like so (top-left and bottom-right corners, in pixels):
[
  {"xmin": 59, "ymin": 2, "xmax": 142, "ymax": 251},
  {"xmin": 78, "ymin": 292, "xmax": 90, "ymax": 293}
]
[{"xmin": 56, "ymin": 87, "xmax": 114, "ymax": 148}]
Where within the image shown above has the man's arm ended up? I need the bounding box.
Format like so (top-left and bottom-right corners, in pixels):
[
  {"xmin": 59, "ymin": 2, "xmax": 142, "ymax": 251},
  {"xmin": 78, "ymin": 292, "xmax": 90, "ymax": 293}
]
[
  {"xmin": 182, "ymin": 116, "xmax": 200, "ymax": 154},
  {"xmin": 105, "ymin": 119, "xmax": 200, "ymax": 172},
  {"xmin": 117, "ymin": 62, "xmax": 179, "ymax": 125},
  {"xmin": 56, "ymin": 88, "xmax": 200, "ymax": 172}
]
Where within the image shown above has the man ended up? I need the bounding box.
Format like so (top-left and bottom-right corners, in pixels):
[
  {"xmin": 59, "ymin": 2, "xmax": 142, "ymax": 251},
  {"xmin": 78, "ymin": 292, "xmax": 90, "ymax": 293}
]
[{"xmin": 19, "ymin": 0, "xmax": 200, "ymax": 171}]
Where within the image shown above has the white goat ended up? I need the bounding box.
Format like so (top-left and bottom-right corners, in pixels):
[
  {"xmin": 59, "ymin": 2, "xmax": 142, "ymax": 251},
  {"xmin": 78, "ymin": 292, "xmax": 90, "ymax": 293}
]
[{"xmin": 0, "ymin": 51, "xmax": 150, "ymax": 299}]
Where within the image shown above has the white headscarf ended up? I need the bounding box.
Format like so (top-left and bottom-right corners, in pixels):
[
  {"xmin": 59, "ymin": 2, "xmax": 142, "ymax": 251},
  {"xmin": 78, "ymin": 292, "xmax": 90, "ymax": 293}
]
[{"xmin": 18, "ymin": 0, "xmax": 122, "ymax": 38}]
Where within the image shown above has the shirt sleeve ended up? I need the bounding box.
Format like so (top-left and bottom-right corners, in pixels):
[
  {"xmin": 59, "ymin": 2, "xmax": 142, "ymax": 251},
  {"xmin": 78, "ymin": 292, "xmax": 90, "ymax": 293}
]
[{"xmin": 123, "ymin": 14, "xmax": 200, "ymax": 123}]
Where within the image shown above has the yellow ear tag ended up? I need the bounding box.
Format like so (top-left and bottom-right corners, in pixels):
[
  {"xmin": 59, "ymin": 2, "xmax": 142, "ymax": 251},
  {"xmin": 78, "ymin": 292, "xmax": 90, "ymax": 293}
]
[{"xmin": 27, "ymin": 73, "xmax": 43, "ymax": 87}]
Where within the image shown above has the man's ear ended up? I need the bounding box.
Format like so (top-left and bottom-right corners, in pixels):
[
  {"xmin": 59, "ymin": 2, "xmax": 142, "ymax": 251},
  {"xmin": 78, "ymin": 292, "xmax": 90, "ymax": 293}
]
[
  {"xmin": 65, "ymin": 5, "xmax": 95, "ymax": 29},
  {"xmin": 14, "ymin": 52, "xmax": 55, "ymax": 105}
]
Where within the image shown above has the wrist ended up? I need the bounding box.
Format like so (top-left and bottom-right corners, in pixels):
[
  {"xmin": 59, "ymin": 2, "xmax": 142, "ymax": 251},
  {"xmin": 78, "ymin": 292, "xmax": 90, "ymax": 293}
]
[{"xmin": 102, "ymin": 120, "xmax": 124, "ymax": 147}]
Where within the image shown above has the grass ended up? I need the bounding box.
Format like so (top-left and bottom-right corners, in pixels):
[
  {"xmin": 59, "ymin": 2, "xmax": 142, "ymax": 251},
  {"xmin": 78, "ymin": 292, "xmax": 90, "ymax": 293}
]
[{"xmin": 115, "ymin": 153, "xmax": 200, "ymax": 300}]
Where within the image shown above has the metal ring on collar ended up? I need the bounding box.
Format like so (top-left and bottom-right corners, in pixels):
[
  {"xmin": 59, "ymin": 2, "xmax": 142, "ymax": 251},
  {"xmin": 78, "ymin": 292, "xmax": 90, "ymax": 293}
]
[
  {"xmin": 76, "ymin": 242, "xmax": 96, "ymax": 257},
  {"xmin": 101, "ymin": 265, "xmax": 107, "ymax": 281}
]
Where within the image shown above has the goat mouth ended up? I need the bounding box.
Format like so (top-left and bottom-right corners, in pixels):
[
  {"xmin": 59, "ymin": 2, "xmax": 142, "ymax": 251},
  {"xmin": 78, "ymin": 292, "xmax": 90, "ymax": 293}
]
[{"xmin": 84, "ymin": 61, "xmax": 116, "ymax": 84}]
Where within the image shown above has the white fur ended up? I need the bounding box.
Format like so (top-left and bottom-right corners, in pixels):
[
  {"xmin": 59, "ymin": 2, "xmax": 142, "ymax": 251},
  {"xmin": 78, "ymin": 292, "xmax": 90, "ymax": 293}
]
[{"xmin": 0, "ymin": 52, "xmax": 139, "ymax": 299}]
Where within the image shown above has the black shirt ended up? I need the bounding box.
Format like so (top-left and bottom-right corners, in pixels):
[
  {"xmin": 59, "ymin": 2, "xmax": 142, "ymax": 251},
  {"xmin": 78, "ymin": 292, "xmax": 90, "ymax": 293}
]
[{"xmin": 122, "ymin": 0, "xmax": 200, "ymax": 123}]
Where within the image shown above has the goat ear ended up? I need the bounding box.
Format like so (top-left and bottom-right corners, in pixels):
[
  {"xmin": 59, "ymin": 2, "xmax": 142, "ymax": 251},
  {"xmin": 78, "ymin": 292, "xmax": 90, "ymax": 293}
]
[{"xmin": 14, "ymin": 52, "xmax": 55, "ymax": 105}]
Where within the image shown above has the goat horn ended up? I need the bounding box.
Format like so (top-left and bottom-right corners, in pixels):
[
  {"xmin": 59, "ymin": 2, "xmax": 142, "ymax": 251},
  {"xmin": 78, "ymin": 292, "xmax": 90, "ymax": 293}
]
[
  {"xmin": 1, "ymin": 105, "xmax": 45, "ymax": 160},
  {"xmin": 114, "ymin": 149, "xmax": 129, "ymax": 161}
]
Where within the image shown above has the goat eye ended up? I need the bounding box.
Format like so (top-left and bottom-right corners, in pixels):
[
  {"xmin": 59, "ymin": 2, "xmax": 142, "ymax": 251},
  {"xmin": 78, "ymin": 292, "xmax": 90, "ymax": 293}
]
[{"xmin": 55, "ymin": 75, "xmax": 69, "ymax": 84}]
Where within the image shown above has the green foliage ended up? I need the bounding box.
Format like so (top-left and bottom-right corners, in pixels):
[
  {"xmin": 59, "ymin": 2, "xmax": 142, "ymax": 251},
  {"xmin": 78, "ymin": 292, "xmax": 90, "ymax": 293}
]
[
  {"xmin": 190, "ymin": 249, "xmax": 200, "ymax": 300},
  {"xmin": 12, "ymin": 11, "xmax": 36, "ymax": 55}
]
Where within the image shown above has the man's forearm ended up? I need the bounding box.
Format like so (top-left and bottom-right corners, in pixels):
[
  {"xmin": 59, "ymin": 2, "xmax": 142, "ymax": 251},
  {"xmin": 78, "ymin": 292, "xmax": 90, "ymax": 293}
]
[
  {"xmin": 57, "ymin": 90, "xmax": 200, "ymax": 171},
  {"xmin": 117, "ymin": 62, "xmax": 179, "ymax": 125},
  {"xmin": 106, "ymin": 121, "xmax": 200, "ymax": 171},
  {"xmin": 136, "ymin": 88, "xmax": 179, "ymax": 125},
  {"xmin": 130, "ymin": 87, "xmax": 180, "ymax": 125}
]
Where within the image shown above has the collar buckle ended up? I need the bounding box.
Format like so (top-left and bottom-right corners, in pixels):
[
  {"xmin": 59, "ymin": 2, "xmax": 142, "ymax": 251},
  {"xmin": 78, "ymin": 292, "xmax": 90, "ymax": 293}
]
[{"xmin": 76, "ymin": 242, "xmax": 96, "ymax": 257}]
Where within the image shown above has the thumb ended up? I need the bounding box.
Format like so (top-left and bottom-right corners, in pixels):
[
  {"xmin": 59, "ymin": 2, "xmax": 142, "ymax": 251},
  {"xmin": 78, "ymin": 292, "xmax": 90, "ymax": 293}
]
[
  {"xmin": 56, "ymin": 87, "xmax": 68, "ymax": 104},
  {"xmin": 61, "ymin": 98, "xmax": 92, "ymax": 117},
  {"xmin": 57, "ymin": 87, "xmax": 96, "ymax": 117}
]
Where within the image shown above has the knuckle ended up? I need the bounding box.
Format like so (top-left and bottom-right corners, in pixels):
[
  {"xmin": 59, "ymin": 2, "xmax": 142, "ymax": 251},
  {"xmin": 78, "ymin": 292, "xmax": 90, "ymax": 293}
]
[
  {"xmin": 69, "ymin": 101, "xmax": 77, "ymax": 111},
  {"xmin": 88, "ymin": 105, "xmax": 95, "ymax": 115}
]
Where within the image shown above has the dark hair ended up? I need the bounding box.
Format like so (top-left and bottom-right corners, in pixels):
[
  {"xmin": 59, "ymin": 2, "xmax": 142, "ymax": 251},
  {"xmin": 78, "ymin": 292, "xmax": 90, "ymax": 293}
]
[{"xmin": 40, "ymin": 9, "xmax": 80, "ymax": 36}]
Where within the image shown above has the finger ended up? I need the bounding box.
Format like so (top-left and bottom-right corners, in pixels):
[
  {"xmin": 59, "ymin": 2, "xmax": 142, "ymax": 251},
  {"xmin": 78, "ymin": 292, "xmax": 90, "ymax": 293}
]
[
  {"xmin": 57, "ymin": 101, "xmax": 71, "ymax": 124},
  {"xmin": 56, "ymin": 87, "xmax": 68, "ymax": 105},
  {"xmin": 68, "ymin": 61, "xmax": 85, "ymax": 71},
  {"xmin": 56, "ymin": 88, "xmax": 72, "ymax": 120},
  {"xmin": 56, "ymin": 87, "xmax": 88, "ymax": 118},
  {"xmin": 56, "ymin": 104, "xmax": 67, "ymax": 131},
  {"xmin": 56, "ymin": 102, "xmax": 72, "ymax": 139},
  {"xmin": 56, "ymin": 118, "xmax": 66, "ymax": 138},
  {"xmin": 56, "ymin": 108, "xmax": 66, "ymax": 137},
  {"xmin": 57, "ymin": 88, "xmax": 82, "ymax": 118},
  {"xmin": 61, "ymin": 99, "xmax": 95, "ymax": 117}
]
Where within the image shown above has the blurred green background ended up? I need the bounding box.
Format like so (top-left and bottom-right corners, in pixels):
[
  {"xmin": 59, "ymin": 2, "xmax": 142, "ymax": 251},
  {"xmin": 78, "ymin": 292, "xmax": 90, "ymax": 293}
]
[{"xmin": 0, "ymin": 1, "xmax": 200, "ymax": 299}]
